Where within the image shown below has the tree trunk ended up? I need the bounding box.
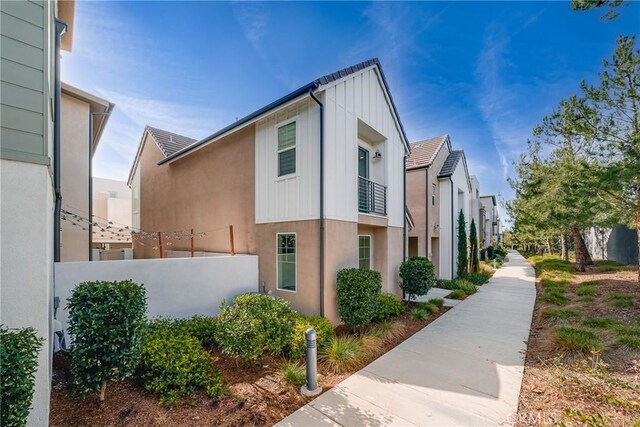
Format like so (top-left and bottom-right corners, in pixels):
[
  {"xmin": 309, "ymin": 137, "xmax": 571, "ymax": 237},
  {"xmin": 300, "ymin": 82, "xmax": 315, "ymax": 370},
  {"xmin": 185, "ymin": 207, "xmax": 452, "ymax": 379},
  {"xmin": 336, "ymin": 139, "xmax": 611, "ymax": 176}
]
[
  {"xmin": 561, "ymin": 234, "xmax": 569, "ymax": 262},
  {"xmin": 99, "ymin": 382, "xmax": 106, "ymax": 402},
  {"xmin": 571, "ymin": 225, "xmax": 591, "ymax": 272},
  {"xmin": 546, "ymin": 238, "xmax": 553, "ymax": 255}
]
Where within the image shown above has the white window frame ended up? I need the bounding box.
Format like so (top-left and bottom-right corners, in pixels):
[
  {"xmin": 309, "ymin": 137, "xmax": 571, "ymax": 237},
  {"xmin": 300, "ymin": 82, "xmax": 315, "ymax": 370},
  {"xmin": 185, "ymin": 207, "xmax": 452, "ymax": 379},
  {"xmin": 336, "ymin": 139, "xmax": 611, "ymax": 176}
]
[
  {"xmin": 358, "ymin": 234, "xmax": 372, "ymax": 270},
  {"xmin": 276, "ymin": 232, "xmax": 297, "ymax": 292},
  {"xmin": 431, "ymin": 183, "xmax": 437, "ymax": 206},
  {"xmin": 276, "ymin": 118, "xmax": 297, "ymax": 179}
]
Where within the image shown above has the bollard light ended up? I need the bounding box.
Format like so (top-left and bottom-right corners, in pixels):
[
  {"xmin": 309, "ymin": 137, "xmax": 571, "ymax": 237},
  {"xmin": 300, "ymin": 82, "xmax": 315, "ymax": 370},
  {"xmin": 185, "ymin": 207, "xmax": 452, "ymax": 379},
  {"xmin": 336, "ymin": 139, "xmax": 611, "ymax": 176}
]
[{"xmin": 300, "ymin": 327, "xmax": 322, "ymax": 397}]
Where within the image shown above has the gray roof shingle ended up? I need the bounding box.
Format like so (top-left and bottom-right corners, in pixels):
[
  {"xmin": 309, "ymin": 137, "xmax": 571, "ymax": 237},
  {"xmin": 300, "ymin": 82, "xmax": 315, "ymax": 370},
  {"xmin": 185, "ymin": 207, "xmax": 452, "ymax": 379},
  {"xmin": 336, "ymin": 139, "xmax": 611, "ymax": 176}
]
[
  {"xmin": 147, "ymin": 126, "xmax": 197, "ymax": 157},
  {"xmin": 437, "ymin": 150, "xmax": 464, "ymax": 178},
  {"xmin": 406, "ymin": 135, "xmax": 448, "ymax": 169}
]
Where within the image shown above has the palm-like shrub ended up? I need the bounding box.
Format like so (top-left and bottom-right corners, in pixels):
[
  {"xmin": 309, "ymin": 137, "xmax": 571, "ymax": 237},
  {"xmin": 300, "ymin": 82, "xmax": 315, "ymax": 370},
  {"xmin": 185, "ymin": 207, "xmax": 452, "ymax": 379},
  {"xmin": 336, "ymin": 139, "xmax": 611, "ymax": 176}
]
[{"xmin": 319, "ymin": 336, "xmax": 364, "ymax": 373}]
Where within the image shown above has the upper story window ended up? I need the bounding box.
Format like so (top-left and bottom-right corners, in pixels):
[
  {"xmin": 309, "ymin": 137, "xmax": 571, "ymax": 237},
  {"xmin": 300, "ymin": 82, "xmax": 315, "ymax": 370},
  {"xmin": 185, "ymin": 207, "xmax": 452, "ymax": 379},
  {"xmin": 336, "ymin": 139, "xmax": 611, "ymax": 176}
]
[
  {"xmin": 431, "ymin": 183, "xmax": 437, "ymax": 206},
  {"xmin": 278, "ymin": 121, "xmax": 296, "ymax": 177}
]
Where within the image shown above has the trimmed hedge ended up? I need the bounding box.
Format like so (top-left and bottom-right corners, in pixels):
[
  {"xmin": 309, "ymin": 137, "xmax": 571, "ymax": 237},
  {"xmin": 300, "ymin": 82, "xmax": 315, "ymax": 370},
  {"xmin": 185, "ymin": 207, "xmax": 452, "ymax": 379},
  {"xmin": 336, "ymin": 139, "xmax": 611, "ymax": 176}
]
[
  {"xmin": 373, "ymin": 293, "xmax": 405, "ymax": 321},
  {"xmin": 288, "ymin": 314, "xmax": 335, "ymax": 359},
  {"xmin": 399, "ymin": 257, "xmax": 436, "ymax": 301},
  {"xmin": 215, "ymin": 294, "xmax": 296, "ymax": 360},
  {"xmin": 336, "ymin": 268, "xmax": 382, "ymax": 327},
  {"xmin": 67, "ymin": 280, "xmax": 147, "ymax": 401},
  {"xmin": 0, "ymin": 326, "xmax": 43, "ymax": 427}
]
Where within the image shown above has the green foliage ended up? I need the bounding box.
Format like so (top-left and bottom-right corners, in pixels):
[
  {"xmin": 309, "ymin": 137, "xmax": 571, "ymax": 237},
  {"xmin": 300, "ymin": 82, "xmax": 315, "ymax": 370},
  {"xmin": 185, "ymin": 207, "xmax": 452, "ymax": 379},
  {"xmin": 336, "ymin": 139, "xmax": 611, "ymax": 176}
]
[
  {"xmin": 541, "ymin": 291, "xmax": 569, "ymax": 305},
  {"xmin": 139, "ymin": 328, "xmax": 222, "ymax": 407},
  {"xmin": 319, "ymin": 336, "xmax": 364, "ymax": 373},
  {"xmin": 571, "ymin": 0, "xmax": 624, "ymax": 20},
  {"xmin": 457, "ymin": 210, "xmax": 468, "ymax": 277},
  {"xmin": 399, "ymin": 257, "xmax": 436, "ymax": 301},
  {"xmin": 582, "ymin": 317, "xmax": 618, "ymax": 329},
  {"xmin": 67, "ymin": 280, "xmax": 147, "ymax": 400},
  {"xmin": 428, "ymin": 298, "xmax": 445, "ymax": 308},
  {"xmin": 416, "ymin": 302, "xmax": 439, "ymax": 315},
  {"xmin": 411, "ymin": 307, "xmax": 430, "ymax": 320},
  {"xmin": 447, "ymin": 289, "xmax": 466, "ymax": 300},
  {"xmin": 616, "ymin": 336, "xmax": 640, "ymax": 350},
  {"xmin": 576, "ymin": 284, "xmax": 597, "ymax": 296},
  {"xmin": 288, "ymin": 314, "xmax": 335, "ymax": 360},
  {"xmin": 467, "ymin": 272, "xmax": 491, "ymax": 286},
  {"xmin": 215, "ymin": 294, "xmax": 296, "ymax": 360},
  {"xmin": 368, "ymin": 321, "xmax": 406, "ymax": 342},
  {"xmin": 178, "ymin": 315, "xmax": 219, "ymax": 348},
  {"xmin": 373, "ymin": 293, "xmax": 405, "ymax": 321},
  {"xmin": 543, "ymin": 308, "xmax": 581, "ymax": 321},
  {"xmin": 541, "ymin": 278, "xmax": 568, "ymax": 291},
  {"xmin": 469, "ymin": 219, "xmax": 480, "ymax": 273},
  {"xmin": 554, "ymin": 326, "xmax": 602, "ymax": 353},
  {"xmin": 606, "ymin": 292, "xmax": 635, "ymax": 308},
  {"xmin": 454, "ymin": 279, "xmax": 477, "ymax": 295},
  {"xmin": 336, "ymin": 268, "xmax": 382, "ymax": 326},
  {"xmin": 0, "ymin": 326, "xmax": 43, "ymax": 427},
  {"xmin": 278, "ymin": 361, "xmax": 306, "ymax": 389},
  {"xmin": 435, "ymin": 279, "xmax": 455, "ymax": 289}
]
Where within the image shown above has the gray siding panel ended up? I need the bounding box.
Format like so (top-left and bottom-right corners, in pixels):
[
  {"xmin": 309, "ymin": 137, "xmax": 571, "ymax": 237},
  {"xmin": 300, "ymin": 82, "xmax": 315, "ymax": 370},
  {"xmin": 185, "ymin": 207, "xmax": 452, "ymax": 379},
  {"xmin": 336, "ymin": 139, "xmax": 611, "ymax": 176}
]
[
  {"xmin": 1, "ymin": 12, "xmax": 44, "ymax": 49},
  {"xmin": 1, "ymin": 58, "xmax": 44, "ymax": 91},
  {"xmin": 1, "ymin": 35, "xmax": 44, "ymax": 69},
  {"xmin": 1, "ymin": 82, "xmax": 44, "ymax": 113},
  {"xmin": 1, "ymin": 1, "xmax": 44, "ymax": 26},
  {"xmin": 1, "ymin": 104, "xmax": 44, "ymax": 135}
]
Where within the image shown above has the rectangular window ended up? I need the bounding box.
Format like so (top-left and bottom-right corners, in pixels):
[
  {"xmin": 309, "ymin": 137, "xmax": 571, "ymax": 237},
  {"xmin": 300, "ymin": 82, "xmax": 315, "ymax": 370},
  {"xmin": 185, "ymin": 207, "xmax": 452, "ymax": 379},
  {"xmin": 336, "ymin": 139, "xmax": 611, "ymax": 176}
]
[
  {"xmin": 358, "ymin": 235, "xmax": 371, "ymax": 270},
  {"xmin": 431, "ymin": 183, "xmax": 437, "ymax": 206},
  {"xmin": 278, "ymin": 121, "xmax": 296, "ymax": 177},
  {"xmin": 277, "ymin": 233, "xmax": 296, "ymax": 291}
]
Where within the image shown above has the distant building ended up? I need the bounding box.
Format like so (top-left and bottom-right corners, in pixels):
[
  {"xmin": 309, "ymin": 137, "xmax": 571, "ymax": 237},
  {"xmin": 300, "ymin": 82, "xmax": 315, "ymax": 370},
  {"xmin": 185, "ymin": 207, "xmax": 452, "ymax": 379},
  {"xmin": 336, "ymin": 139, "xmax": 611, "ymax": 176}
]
[
  {"xmin": 479, "ymin": 195, "xmax": 501, "ymax": 247},
  {"xmin": 92, "ymin": 177, "xmax": 132, "ymax": 250},
  {"xmin": 585, "ymin": 225, "xmax": 638, "ymax": 265}
]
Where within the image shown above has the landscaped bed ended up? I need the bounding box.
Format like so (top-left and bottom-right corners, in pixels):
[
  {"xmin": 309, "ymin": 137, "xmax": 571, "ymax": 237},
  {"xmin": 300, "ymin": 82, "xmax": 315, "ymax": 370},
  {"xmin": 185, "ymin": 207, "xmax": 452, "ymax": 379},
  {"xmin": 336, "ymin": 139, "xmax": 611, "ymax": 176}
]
[
  {"xmin": 516, "ymin": 255, "xmax": 640, "ymax": 426},
  {"xmin": 49, "ymin": 303, "xmax": 449, "ymax": 427}
]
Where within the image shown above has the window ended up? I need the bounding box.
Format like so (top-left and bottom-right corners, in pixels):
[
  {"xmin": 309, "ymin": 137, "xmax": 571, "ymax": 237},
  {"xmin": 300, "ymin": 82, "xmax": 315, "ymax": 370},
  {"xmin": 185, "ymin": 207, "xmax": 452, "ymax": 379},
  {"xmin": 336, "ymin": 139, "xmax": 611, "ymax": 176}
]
[
  {"xmin": 358, "ymin": 235, "xmax": 371, "ymax": 270},
  {"xmin": 277, "ymin": 233, "xmax": 296, "ymax": 291},
  {"xmin": 278, "ymin": 121, "xmax": 296, "ymax": 176},
  {"xmin": 431, "ymin": 183, "xmax": 437, "ymax": 206}
]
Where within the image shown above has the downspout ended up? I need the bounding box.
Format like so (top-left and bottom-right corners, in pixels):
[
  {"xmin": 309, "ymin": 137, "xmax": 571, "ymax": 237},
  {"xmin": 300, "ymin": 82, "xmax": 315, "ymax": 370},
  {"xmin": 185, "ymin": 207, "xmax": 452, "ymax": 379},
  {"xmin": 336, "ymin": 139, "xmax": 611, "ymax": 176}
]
[
  {"xmin": 450, "ymin": 177, "xmax": 454, "ymax": 279},
  {"xmin": 309, "ymin": 88, "xmax": 324, "ymax": 317},
  {"xmin": 425, "ymin": 168, "xmax": 429, "ymax": 257},
  {"xmin": 403, "ymin": 156, "xmax": 407, "ymax": 262},
  {"xmin": 53, "ymin": 19, "xmax": 67, "ymax": 263}
]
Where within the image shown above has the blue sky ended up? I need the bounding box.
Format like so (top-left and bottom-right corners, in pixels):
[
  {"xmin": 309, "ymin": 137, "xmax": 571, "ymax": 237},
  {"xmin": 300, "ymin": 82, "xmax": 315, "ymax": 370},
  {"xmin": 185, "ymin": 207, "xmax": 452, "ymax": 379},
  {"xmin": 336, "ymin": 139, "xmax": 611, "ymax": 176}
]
[{"xmin": 62, "ymin": 1, "xmax": 639, "ymax": 226}]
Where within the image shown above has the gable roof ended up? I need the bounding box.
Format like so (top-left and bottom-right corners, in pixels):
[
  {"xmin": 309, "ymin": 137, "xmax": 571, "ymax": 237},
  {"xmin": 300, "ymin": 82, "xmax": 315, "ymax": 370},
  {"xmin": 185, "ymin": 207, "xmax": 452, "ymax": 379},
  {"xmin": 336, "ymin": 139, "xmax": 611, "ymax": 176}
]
[
  {"xmin": 406, "ymin": 135, "xmax": 449, "ymax": 170},
  {"xmin": 438, "ymin": 150, "xmax": 472, "ymax": 192},
  {"xmin": 157, "ymin": 58, "xmax": 410, "ymax": 165},
  {"xmin": 146, "ymin": 126, "xmax": 196, "ymax": 157}
]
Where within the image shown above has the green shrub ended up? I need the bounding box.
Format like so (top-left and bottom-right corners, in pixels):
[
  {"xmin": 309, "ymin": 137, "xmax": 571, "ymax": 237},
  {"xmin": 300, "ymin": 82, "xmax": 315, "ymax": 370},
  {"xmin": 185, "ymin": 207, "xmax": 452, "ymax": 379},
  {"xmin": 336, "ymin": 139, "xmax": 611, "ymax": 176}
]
[
  {"xmin": 373, "ymin": 293, "xmax": 405, "ymax": 321},
  {"xmin": 453, "ymin": 279, "xmax": 477, "ymax": 295},
  {"xmin": 447, "ymin": 289, "xmax": 466, "ymax": 300},
  {"xmin": 215, "ymin": 294, "xmax": 296, "ymax": 360},
  {"xmin": 288, "ymin": 314, "xmax": 334, "ymax": 360},
  {"xmin": 421, "ymin": 302, "xmax": 439, "ymax": 314},
  {"xmin": 543, "ymin": 308, "xmax": 580, "ymax": 321},
  {"xmin": 67, "ymin": 280, "xmax": 147, "ymax": 401},
  {"xmin": 319, "ymin": 336, "xmax": 364, "ymax": 373},
  {"xmin": 435, "ymin": 279, "xmax": 455, "ymax": 289},
  {"xmin": 399, "ymin": 257, "xmax": 436, "ymax": 301},
  {"xmin": 368, "ymin": 321, "xmax": 406, "ymax": 342},
  {"xmin": 554, "ymin": 326, "xmax": 602, "ymax": 353},
  {"xmin": 0, "ymin": 326, "xmax": 43, "ymax": 427},
  {"xmin": 467, "ymin": 272, "xmax": 490, "ymax": 286},
  {"xmin": 582, "ymin": 317, "xmax": 618, "ymax": 329},
  {"xmin": 278, "ymin": 361, "xmax": 306, "ymax": 389},
  {"xmin": 428, "ymin": 298, "xmax": 445, "ymax": 308},
  {"xmin": 576, "ymin": 285, "xmax": 597, "ymax": 297},
  {"xmin": 336, "ymin": 268, "xmax": 382, "ymax": 327},
  {"xmin": 179, "ymin": 315, "xmax": 218, "ymax": 348},
  {"xmin": 411, "ymin": 307, "xmax": 430, "ymax": 320},
  {"xmin": 139, "ymin": 328, "xmax": 222, "ymax": 407}
]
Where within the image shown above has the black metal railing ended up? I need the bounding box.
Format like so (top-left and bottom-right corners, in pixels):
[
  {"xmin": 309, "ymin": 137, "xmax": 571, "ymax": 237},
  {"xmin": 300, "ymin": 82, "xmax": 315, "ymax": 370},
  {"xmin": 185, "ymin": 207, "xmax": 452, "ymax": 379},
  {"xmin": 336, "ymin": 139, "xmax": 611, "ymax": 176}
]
[{"xmin": 358, "ymin": 176, "xmax": 387, "ymax": 216}]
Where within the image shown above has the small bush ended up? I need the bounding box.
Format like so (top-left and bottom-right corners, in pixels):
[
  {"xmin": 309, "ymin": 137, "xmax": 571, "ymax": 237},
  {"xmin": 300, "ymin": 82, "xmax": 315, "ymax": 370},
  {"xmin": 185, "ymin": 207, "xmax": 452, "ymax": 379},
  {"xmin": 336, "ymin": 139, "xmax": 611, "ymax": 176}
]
[
  {"xmin": 582, "ymin": 317, "xmax": 617, "ymax": 329},
  {"xmin": 543, "ymin": 308, "xmax": 580, "ymax": 321},
  {"xmin": 368, "ymin": 321, "xmax": 406, "ymax": 342},
  {"xmin": 428, "ymin": 298, "xmax": 445, "ymax": 308},
  {"xmin": 139, "ymin": 328, "xmax": 222, "ymax": 407},
  {"xmin": 215, "ymin": 294, "xmax": 296, "ymax": 360},
  {"xmin": 467, "ymin": 272, "xmax": 491, "ymax": 286},
  {"xmin": 399, "ymin": 257, "xmax": 436, "ymax": 301},
  {"xmin": 360, "ymin": 334, "xmax": 384, "ymax": 357},
  {"xmin": 336, "ymin": 268, "xmax": 382, "ymax": 327},
  {"xmin": 373, "ymin": 293, "xmax": 405, "ymax": 321},
  {"xmin": 447, "ymin": 289, "xmax": 466, "ymax": 300},
  {"xmin": 435, "ymin": 279, "xmax": 455, "ymax": 290},
  {"xmin": 179, "ymin": 315, "xmax": 219, "ymax": 348},
  {"xmin": 319, "ymin": 336, "xmax": 364, "ymax": 373},
  {"xmin": 616, "ymin": 336, "xmax": 640, "ymax": 350},
  {"xmin": 606, "ymin": 293, "xmax": 634, "ymax": 308},
  {"xmin": 453, "ymin": 279, "xmax": 477, "ymax": 295},
  {"xmin": 288, "ymin": 314, "xmax": 334, "ymax": 360},
  {"xmin": 67, "ymin": 280, "xmax": 147, "ymax": 401},
  {"xmin": 278, "ymin": 361, "xmax": 306, "ymax": 389},
  {"xmin": 576, "ymin": 285, "xmax": 597, "ymax": 297},
  {"xmin": 411, "ymin": 307, "xmax": 430, "ymax": 320},
  {"xmin": 0, "ymin": 326, "xmax": 43, "ymax": 427},
  {"xmin": 554, "ymin": 327, "xmax": 602, "ymax": 353},
  {"xmin": 415, "ymin": 302, "xmax": 439, "ymax": 314}
]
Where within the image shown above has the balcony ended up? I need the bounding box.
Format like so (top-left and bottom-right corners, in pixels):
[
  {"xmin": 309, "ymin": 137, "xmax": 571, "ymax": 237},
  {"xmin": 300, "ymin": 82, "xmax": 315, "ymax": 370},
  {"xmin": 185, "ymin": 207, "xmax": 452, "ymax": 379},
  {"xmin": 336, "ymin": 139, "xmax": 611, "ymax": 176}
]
[{"xmin": 358, "ymin": 176, "xmax": 387, "ymax": 216}]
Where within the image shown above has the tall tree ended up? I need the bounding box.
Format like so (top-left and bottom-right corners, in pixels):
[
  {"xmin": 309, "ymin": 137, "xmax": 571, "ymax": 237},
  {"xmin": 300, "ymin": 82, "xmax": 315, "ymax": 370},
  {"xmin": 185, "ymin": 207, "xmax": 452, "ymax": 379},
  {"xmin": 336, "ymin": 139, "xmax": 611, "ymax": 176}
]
[
  {"xmin": 469, "ymin": 219, "xmax": 480, "ymax": 273},
  {"xmin": 457, "ymin": 210, "xmax": 468, "ymax": 278},
  {"xmin": 571, "ymin": 0, "xmax": 626, "ymax": 20}
]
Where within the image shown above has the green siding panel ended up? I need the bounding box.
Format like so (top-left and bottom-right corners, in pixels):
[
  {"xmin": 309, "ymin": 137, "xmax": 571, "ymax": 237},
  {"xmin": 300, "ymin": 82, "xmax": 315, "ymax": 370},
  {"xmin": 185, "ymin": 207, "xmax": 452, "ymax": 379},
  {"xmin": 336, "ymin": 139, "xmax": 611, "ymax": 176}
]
[
  {"xmin": 1, "ymin": 82, "xmax": 44, "ymax": 114},
  {"xmin": 0, "ymin": 58, "xmax": 44, "ymax": 91},
  {"xmin": 1, "ymin": 12, "xmax": 44, "ymax": 49},
  {"xmin": 0, "ymin": 1, "xmax": 44, "ymax": 27},
  {"xmin": 1, "ymin": 127, "xmax": 46, "ymax": 158},
  {"xmin": 1, "ymin": 35, "xmax": 44, "ymax": 69},
  {"xmin": 1, "ymin": 105, "xmax": 44, "ymax": 135}
]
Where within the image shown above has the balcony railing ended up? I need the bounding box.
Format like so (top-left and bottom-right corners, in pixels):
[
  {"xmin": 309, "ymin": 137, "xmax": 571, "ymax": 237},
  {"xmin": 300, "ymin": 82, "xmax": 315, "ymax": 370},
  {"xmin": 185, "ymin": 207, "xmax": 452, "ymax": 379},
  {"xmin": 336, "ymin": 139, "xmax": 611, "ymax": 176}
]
[{"xmin": 358, "ymin": 176, "xmax": 387, "ymax": 216}]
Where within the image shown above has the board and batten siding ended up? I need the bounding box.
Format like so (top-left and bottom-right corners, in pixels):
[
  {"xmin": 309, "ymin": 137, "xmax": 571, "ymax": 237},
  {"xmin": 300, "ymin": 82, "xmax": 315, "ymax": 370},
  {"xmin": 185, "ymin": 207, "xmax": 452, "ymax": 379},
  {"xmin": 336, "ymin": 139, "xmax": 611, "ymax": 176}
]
[
  {"xmin": 0, "ymin": 0, "xmax": 53, "ymax": 165},
  {"xmin": 323, "ymin": 66, "xmax": 406, "ymax": 228},
  {"xmin": 255, "ymin": 98, "xmax": 320, "ymax": 224}
]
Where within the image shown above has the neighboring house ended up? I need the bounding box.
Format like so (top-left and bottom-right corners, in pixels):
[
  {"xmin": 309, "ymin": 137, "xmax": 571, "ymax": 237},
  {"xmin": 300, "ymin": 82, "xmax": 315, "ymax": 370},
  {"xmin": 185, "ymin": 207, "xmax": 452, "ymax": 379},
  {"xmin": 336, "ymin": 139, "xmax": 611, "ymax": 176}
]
[
  {"xmin": 480, "ymin": 195, "xmax": 501, "ymax": 247},
  {"xmin": 585, "ymin": 225, "xmax": 638, "ymax": 265},
  {"xmin": 60, "ymin": 83, "xmax": 113, "ymax": 261},
  {"xmin": 0, "ymin": 0, "xmax": 76, "ymax": 424},
  {"xmin": 92, "ymin": 177, "xmax": 132, "ymax": 250},
  {"xmin": 405, "ymin": 135, "xmax": 472, "ymax": 279},
  {"xmin": 129, "ymin": 59, "xmax": 410, "ymax": 323},
  {"xmin": 469, "ymin": 175, "xmax": 481, "ymax": 244}
]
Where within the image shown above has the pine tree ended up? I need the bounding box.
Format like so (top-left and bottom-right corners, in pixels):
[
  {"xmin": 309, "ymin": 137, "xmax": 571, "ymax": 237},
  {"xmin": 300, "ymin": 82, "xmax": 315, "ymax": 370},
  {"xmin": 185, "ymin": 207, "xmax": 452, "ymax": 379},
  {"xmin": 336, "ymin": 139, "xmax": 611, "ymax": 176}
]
[
  {"xmin": 457, "ymin": 210, "xmax": 468, "ymax": 278},
  {"xmin": 469, "ymin": 219, "xmax": 480, "ymax": 273}
]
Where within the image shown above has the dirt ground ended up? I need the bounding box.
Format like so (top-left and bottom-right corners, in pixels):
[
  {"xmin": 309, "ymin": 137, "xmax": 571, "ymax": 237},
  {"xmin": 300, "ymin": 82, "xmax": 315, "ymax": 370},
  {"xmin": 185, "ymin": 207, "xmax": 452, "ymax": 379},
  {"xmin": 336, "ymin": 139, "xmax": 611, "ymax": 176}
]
[
  {"xmin": 50, "ymin": 305, "xmax": 449, "ymax": 427},
  {"xmin": 517, "ymin": 263, "xmax": 640, "ymax": 427}
]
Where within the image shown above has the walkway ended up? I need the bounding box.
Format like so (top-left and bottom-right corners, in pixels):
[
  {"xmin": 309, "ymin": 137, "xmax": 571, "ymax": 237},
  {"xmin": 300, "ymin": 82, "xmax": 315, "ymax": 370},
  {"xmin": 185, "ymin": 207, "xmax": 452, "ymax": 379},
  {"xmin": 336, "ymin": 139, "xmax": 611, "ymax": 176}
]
[{"xmin": 277, "ymin": 250, "xmax": 536, "ymax": 426}]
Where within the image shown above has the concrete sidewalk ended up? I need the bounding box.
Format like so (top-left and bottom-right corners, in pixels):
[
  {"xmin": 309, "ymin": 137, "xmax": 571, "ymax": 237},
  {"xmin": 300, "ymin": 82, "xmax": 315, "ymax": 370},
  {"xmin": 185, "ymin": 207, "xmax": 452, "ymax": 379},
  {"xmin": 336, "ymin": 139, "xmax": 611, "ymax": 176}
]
[{"xmin": 277, "ymin": 250, "xmax": 536, "ymax": 426}]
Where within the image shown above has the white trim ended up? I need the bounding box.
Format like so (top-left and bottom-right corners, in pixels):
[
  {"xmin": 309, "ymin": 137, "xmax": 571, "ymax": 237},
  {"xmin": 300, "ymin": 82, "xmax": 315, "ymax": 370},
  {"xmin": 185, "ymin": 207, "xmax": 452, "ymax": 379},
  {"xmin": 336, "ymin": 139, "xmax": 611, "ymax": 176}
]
[
  {"xmin": 358, "ymin": 234, "xmax": 372, "ymax": 270},
  {"xmin": 276, "ymin": 232, "xmax": 297, "ymax": 293}
]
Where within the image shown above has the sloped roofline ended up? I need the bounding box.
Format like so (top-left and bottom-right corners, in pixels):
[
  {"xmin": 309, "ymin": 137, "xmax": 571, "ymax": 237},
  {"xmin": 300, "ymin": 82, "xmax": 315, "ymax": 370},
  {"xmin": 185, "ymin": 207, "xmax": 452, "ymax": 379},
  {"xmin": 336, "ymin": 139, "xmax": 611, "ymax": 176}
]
[
  {"xmin": 406, "ymin": 135, "xmax": 451, "ymax": 171},
  {"xmin": 437, "ymin": 150, "xmax": 472, "ymax": 193},
  {"xmin": 157, "ymin": 58, "xmax": 410, "ymax": 165}
]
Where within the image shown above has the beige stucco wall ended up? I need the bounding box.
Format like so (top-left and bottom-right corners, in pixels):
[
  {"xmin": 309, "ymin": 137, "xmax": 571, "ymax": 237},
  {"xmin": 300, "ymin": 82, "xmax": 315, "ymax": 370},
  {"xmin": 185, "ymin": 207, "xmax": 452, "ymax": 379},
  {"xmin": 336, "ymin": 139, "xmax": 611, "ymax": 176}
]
[
  {"xmin": 60, "ymin": 93, "xmax": 90, "ymax": 261},
  {"xmin": 135, "ymin": 125, "xmax": 256, "ymax": 258}
]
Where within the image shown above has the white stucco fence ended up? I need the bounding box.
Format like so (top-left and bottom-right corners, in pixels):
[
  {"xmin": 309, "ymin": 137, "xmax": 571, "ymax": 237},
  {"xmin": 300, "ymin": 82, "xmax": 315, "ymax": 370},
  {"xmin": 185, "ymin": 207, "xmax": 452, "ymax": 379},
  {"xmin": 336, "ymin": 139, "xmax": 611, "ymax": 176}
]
[{"xmin": 54, "ymin": 255, "xmax": 259, "ymax": 342}]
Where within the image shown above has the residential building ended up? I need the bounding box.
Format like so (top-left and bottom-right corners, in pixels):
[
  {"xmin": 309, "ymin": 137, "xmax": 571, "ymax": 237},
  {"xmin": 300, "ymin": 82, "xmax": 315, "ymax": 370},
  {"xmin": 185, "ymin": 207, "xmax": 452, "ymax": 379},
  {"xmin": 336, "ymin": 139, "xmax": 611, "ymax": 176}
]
[
  {"xmin": 480, "ymin": 195, "xmax": 501, "ymax": 247},
  {"xmin": 469, "ymin": 175, "xmax": 481, "ymax": 241},
  {"xmin": 585, "ymin": 225, "xmax": 638, "ymax": 265},
  {"xmin": 0, "ymin": 0, "xmax": 75, "ymax": 424},
  {"xmin": 92, "ymin": 177, "xmax": 132, "ymax": 250},
  {"xmin": 60, "ymin": 83, "xmax": 113, "ymax": 261},
  {"xmin": 405, "ymin": 136, "xmax": 472, "ymax": 279},
  {"xmin": 129, "ymin": 59, "xmax": 410, "ymax": 323}
]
